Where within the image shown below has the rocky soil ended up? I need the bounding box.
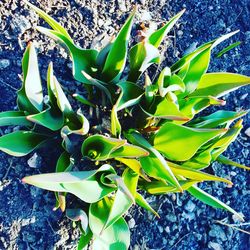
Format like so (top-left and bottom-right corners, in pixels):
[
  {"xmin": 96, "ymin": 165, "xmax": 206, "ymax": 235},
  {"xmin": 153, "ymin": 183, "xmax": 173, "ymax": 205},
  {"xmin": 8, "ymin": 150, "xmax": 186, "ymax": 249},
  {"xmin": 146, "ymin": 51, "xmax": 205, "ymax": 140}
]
[{"xmin": 0, "ymin": 0, "xmax": 249, "ymax": 249}]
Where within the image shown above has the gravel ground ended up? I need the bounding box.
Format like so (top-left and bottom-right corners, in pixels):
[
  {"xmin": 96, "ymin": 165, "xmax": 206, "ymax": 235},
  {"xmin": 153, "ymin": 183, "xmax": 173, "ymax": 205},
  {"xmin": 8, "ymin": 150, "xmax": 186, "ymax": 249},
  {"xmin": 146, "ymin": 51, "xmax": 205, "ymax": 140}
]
[{"xmin": 0, "ymin": 0, "xmax": 249, "ymax": 249}]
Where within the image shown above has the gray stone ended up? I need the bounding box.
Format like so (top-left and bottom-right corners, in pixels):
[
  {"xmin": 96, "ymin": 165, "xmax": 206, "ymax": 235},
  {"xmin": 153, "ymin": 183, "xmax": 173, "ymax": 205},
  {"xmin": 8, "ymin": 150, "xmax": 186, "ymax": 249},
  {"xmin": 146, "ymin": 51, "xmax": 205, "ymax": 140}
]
[
  {"xmin": 27, "ymin": 153, "xmax": 42, "ymax": 169},
  {"xmin": 166, "ymin": 213, "xmax": 177, "ymax": 223},
  {"xmin": 0, "ymin": 59, "xmax": 10, "ymax": 70},
  {"xmin": 185, "ymin": 200, "xmax": 196, "ymax": 212},
  {"xmin": 208, "ymin": 242, "xmax": 222, "ymax": 250},
  {"xmin": 244, "ymin": 127, "xmax": 250, "ymax": 137},
  {"xmin": 182, "ymin": 212, "xmax": 195, "ymax": 221},
  {"xmin": 140, "ymin": 10, "xmax": 152, "ymax": 21},
  {"xmin": 209, "ymin": 225, "xmax": 227, "ymax": 241},
  {"xmin": 128, "ymin": 218, "xmax": 135, "ymax": 229},
  {"xmin": 158, "ymin": 225, "xmax": 164, "ymax": 233},
  {"xmin": 10, "ymin": 15, "xmax": 31, "ymax": 35}
]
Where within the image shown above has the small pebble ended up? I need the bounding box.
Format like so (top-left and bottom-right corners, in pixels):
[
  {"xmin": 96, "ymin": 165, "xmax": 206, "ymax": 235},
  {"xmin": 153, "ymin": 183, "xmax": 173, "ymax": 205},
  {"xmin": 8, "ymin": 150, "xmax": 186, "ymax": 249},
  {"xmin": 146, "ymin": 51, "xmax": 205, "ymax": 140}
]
[
  {"xmin": 27, "ymin": 153, "xmax": 42, "ymax": 169},
  {"xmin": 208, "ymin": 242, "xmax": 222, "ymax": 250},
  {"xmin": 185, "ymin": 200, "xmax": 196, "ymax": 212},
  {"xmin": 128, "ymin": 218, "xmax": 135, "ymax": 229},
  {"xmin": 244, "ymin": 127, "xmax": 250, "ymax": 137},
  {"xmin": 177, "ymin": 30, "xmax": 184, "ymax": 37},
  {"xmin": 0, "ymin": 59, "xmax": 10, "ymax": 70},
  {"xmin": 240, "ymin": 93, "xmax": 248, "ymax": 100},
  {"xmin": 165, "ymin": 226, "xmax": 170, "ymax": 233},
  {"xmin": 166, "ymin": 213, "xmax": 177, "ymax": 223},
  {"xmin": 232, "ymin": 212, "xmax": 244, "ymax": 223},
  {"xmin": 140, "ymin": 10, "xmax": 152, "ymax": 21},
  {"xmin": 209, "ymin": 225, "xmax": 227, "ymax": 241}
]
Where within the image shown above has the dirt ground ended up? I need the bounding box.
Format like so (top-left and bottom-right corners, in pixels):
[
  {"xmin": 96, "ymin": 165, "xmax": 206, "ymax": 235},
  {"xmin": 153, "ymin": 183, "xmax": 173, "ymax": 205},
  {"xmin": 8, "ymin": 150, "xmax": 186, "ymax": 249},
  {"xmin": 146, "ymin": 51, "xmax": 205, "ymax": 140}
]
[{"xmin": 0, "ymin": 0, "xmax": 249, "ymax": 249}]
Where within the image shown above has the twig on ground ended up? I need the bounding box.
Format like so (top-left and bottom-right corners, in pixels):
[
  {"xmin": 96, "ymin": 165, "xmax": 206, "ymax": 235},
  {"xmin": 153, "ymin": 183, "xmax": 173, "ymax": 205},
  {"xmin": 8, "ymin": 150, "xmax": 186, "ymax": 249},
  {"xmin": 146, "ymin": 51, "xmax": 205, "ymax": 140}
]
[
  {"xmin": 47, "ymin": 219, "xmax": 57, "ymax": 235},
  {"xmin": 214, "ymin": 220, "xmax": 250, "ymax": 235},
  {"xmin": 0, "ymin": 79, "xmax": 18, "ymax": 91},
  {"xmin": 169, "ymin": 232, "xmax": 193, "ymax": 249},
  {"xmin": 2, "ymin": 159, "xmax": 13, "ymax": 180}
]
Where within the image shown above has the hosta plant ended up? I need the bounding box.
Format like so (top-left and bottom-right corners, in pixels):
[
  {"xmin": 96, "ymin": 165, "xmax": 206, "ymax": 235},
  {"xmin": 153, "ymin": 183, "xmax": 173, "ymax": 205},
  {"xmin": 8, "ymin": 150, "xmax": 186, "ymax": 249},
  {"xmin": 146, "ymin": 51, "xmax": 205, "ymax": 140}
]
[{"xmin": 0, "ymin": 1, "xmax": 249, "ymax": 249}]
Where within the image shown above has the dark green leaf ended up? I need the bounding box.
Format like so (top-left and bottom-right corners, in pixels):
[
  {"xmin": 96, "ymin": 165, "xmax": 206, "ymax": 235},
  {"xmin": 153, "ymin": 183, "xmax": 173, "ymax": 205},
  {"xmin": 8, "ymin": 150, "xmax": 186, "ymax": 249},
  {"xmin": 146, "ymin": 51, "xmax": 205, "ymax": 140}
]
[
  {"xmin": 116, "ymin": 81, "xmax": 143, "ymax": 111},
  {"xmin": 128, "ymin": 41, "xmax": 160, "ymax": 82},
  {"xmin": 0, "ymin": 131, "xmax": 48, "ymax": 157},
  {"xmin": 217, "ymin": 155, "xmax": 250, "ymax": 171},
  {"xmin": 216, "ymin": 41, "xmax": 241, "ymax": 58},
  {"xmin": 82, "ymin": 135, "xmax": 126, "ymax": 161},
  {"xmin": 27, "ymin": 105, "xmax": 64, "ymax": 131},
  {"xmin": 66, "ymin": 209, "xmax": 88, "ymax": 234},
  {"xmin": 0, "ymin": 111, "xmax": 32, "ymax": 127},
  {"xmin": 148, "ymin": 9, "xmax": 185, "ymax": 48},
  {"xmin": 102, "ymin": 10, "xmax": 135, "ymax": 82}
]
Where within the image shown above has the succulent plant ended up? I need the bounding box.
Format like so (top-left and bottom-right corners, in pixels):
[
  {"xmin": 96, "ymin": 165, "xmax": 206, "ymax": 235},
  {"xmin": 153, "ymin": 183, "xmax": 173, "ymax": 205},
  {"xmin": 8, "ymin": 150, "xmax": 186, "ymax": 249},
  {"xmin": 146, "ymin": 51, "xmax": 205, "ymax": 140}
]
[{"xmin": 0, "ymin": 1, "xmax": 249, "ymax": 249}]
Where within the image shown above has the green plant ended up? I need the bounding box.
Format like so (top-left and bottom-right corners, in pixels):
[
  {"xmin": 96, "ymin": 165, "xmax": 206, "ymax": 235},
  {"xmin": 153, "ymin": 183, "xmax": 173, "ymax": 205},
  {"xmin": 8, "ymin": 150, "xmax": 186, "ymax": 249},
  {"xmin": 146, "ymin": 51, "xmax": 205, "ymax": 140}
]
[{"xmin": 0, "ymin": 1, "xmax": 249, "ymax": 249}]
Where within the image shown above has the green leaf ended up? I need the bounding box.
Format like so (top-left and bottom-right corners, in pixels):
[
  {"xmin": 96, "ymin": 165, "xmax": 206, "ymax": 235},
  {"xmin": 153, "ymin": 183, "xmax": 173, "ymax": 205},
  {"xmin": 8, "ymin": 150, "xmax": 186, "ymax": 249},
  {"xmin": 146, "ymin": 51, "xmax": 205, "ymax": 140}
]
[
  {"xmin": 180, "ymin": 121, "xmax": 243, "ymax": 170},
  {"xmin": 179, "ymin": 95, "xmax": 225, "ymax": 119},
  {"xmin": 125, "ymin": 131, "xmax": 181, "ymax": 190},
  {"xmin": 56, "ymin": 151, "xmax": 74, "ymax": 173},
  {"xmin": 135, "ymin": 192, "xmax": 159, "ymax": 217},
  {"xmin": 188, "ymin": 110, "xmax": 248, "ymax": 128},
  {"xmin": 167, "ymin": 161, "xmax": 232, "ymax": 184},
  {"xmin": 62, "ymin": 109, "xmax": 90, "ymax": 136},
  {"xmin": 141, "ymin": 95, "xmax": 190, "ymax": 121},
  {"xmin": 82, "ymin": 135, "xmax": 126, "ymax": 161},
  {"xmin": 128, "ymin": 41, "xmax": 160, "ymax": 82},
  {"xmin": 50, "ymin": 73, "xmax": 73, "ymax": 117},
  {"xmin": 188, "ymin": 185, "xmax": 244, "ymax": 221},
  {"xmin": 103, "ymin": 168, "xmax": 138, "ymax": 230},
  {"xmin": 171, "ymin": 31, "xmax": 239, "ymax": 94},
  {"xmin": 66, "ymin": 209, "xmax": 88, "ymax": 234},
  {"xmin": 0, "ymin": 111, "xmax": 32, "ymax": 127},
  {"xmin": 217, "ymin": 155, "xmax": 250, "ymax": 171},
  {"xmin": 181, "ymin": 150, "xmax": 212, "ymax": 170},
  {"xmin": 0, "ymin": 131, "xmax": 48, "ymax": 157},
  {"xmin": 155, "ymin": 68, "xmax": 185, "ymax": 97},
  {"xmin": 18, "ymin": 42, "xmax": 43, "ymax": 113},
  {"xmin": 211, "ymin": 119, "xmax": 243, "ymax": 160},
  {"xmin": 24, "ymin": 0, "xmax": 72, "ymax": 41},
  {"xmin": 148, "ymin": 9, "xmax": 185, "ymax": 48},
  {"xmin": 116, "ymin": 82, "xmax": 143, "ymax": 111},
  {"xmin": 81, "ymin": 69, "xmax": 112, "ymax": 101},
  {"xmin": 110, "ymin": 143, "xmax": 149, "ymax": 158},
  {"xmin": 36, "ymin": 27, "xmax": 98, "ymax": 84},
  {"xmin": 154, "ymin": 122, "xmax": 226, "ymax": 161},
  {"xmin": 89, "ymin": 197, "xmax": 130, "ymax": 250},
  {"xmin": 102, "ymin": 10, "xmax": 135, "ymax": 82},
  {"xmin": 54, "ymin": 151, "xmax": 74, "ymax": 212},
  {"xmin": 25, "ymin": 1, "xmax": 98, "ymax": 83},
  {"xmin": 73, "ymin": 93, "xmax": 95, "ymax": 108},
  {"xmin": 23, "ymin": 164, "xmax": 117, "ymax": 203},
  {"xmin": 96, "ymin": 41, "xmax": 113, "ymax": 70},
  {"xmin": 190, "ymin": 73, "xmax": 250, "ymax": 98},
  {"xmin": 111, "ymin": 105, "xmax": 121, "ymax": 138},
  {"xmin": 77, "ymin": 230, "xmax": 93, "ymax": 250},
  {"xmin": 143, "ymin": 179, "xmax": 198, "ymax": 195},
  {"xmin": 216, "ymin": 41, "xmax": 241, "ymax": 58},
  {"xmin": 27, "ymin": 105, "xmax": 64, "ymax": 131},
  {"xmin": 115, "ymin": 158, "xmax": 150, "ymax": 181}
]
